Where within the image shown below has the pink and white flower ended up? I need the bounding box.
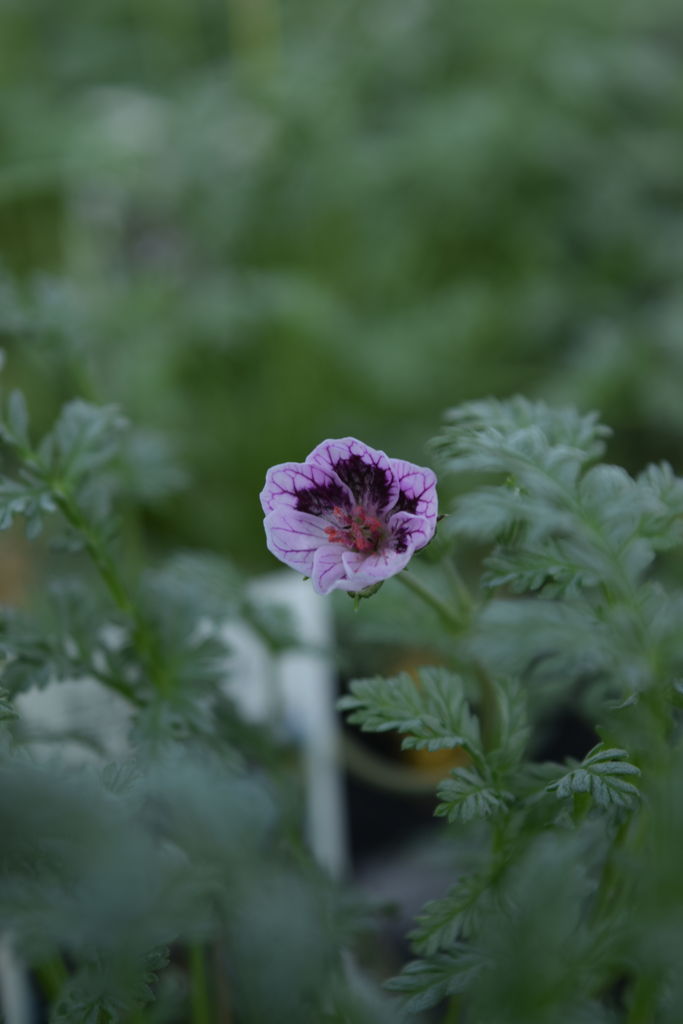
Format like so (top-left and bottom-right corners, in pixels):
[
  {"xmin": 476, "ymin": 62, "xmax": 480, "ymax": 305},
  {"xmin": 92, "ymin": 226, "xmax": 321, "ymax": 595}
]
[{"xmin": 260, "ymin": 438, "xmax": 438, "ymax": 595}]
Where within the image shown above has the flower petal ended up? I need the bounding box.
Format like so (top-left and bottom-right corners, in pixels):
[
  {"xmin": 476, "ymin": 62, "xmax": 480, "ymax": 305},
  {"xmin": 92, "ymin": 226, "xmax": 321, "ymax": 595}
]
[
  {"xmin": 260, "ymin": 460, "xmax": 353, "ymax": 516},
  {"xmin": 388, "ymin": 510, "xmax": 436, "ymax": 553},
  {"xmin": 263, "ymin": 507, "xmax": 330, "ymax": 576},
  {"xmin": 311, "ymin": 544, "xmax": 348, "ymax": 595},
  {"xmin": 341, "ymin": 546, "xmax": 414, "ymax": 589},
  {"xmin": 307, "ymin": 438, "xmax": 399, "ymax": 513},
  {"xmin": 388, "ymin": 459, "xmax": 438, "ymax": 523}
]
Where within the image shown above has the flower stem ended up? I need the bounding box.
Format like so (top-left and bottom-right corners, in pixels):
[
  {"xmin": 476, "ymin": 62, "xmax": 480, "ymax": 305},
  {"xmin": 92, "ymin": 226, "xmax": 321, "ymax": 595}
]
[
  {"xmin": 395, "ymin": 567, "xmax": 501, "ymax": 753},
  {"xmin": 189, "ymin": 944, "xmax": 211, "ymax": 1024},
  {"xmin": 444, "ymin": 559, "xmax": 473, "ymax": 617},
  {"xmin": 395, "ymin": 571, "xmax": 466, "ymax": 632}
]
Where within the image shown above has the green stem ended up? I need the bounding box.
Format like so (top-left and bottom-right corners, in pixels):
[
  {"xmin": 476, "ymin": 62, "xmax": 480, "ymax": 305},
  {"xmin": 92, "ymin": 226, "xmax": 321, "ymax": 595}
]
[
  {"xmin": 626, "ymin": 971, "xmax": 660, "ymax": 1024},
  {"xmin": 52, "ymin": 489, "xmax": 134, "ymax": 616},
  {"xmin": 394, "ymin": 569, "xmax": 500, "ymax": 753},
  {"xmin": 442, "ymin": 995, "xmax": 462, "ymax": 1023},
  {"xmin": 473, "ymin": 662, "xmax": 501, "ymax": 754},
  {"xmin": 52, "ymin": 487, "xmax": 173, "ymax": 700},
  {"xmin": 444, "ymin": 558, "xmax": 473, "ymax": 617},
  {"xmin": 35, "ymin": 954, "xmax": 68, "ymax": 1001},
  {"xmin": 189, "ymin": 944, "xmax": 211, "ymax": 1024},
  {"xmin": 395, "ymin": 571, "xmax": 466, "ymax": 632},
  {"xmin": 92, "ymin": 670, "xmax": 146, "ymax": 708}
]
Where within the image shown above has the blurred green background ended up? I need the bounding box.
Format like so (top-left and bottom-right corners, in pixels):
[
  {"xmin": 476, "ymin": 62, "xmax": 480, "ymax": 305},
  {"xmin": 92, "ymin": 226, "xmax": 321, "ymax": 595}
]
[{"xmin": 2, "ymin": 0, "xmax": 683, "ymax": 569}]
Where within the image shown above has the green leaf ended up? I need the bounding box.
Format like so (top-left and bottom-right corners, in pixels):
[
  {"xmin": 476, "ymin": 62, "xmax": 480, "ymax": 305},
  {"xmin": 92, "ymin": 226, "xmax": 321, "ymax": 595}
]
[
  {"xmin": 410, "ymin": 874, "xmax": 492, "ymax": 955},
  {"xmin": 385, "ymin": 947, "xmax": 486, "ymax": 1013},
  {"xmin": 38, "ymin": 400, "xmax": 128, "ymax": 484},
  {"xmin": 489, "ymin": 676, "xmax": 529, "ymax": 772},
  {"xmin": 338, "ymin": 667, "xmax": 481, "ymax": 754},
  {"xmin": 49, "ymin": 947, "xmax": 168, "ymax": 1024},
  {"xmin": 433, "ymin": 397, "xmax": 609, "ymax": 485},
  {"xmin": 119, "ymin": 429, "xmax": 188, "ymax": 503},
  {"xmin": 435, "ymin": 766, "xmax": 513, "ymax": 823},
  {"xmin": 449, "ymin": 486, "xmax": 539, "ymax": 543},
  {"xmin": 470, "ymin": 598, "xmax": 610, "ymax": 688},
  {"xmin": 482, "ymin": 541, "xmax": 601, "ymax": 596},
  {"xmin": 0, "ymin": 587, "xmax": 133, "ymax": 700},
  {"xmin": 0, "ymin": 687, "xmax": 17, "ymax": 722},
  {"xmin": 0, "ymin": 476, "xmax": 56, "ymax": 535},
  {"xmin": 469, "ymin": 831, "xmax": 613, "ymax": 1023},
  {"xmin": 0, "ymin": 607, "xmax": 67, "ymax": 694},
  {"xmin": 548, "ymin": 744, "xmax": 641, "ymax": 809},
  {"xmin": 5, "ymin": 389, "xmax": 31, "ymax": 449},
  {"xmin": 637, "ymin": 461, "xmax": 683, "ymax": 551},
  {"xmin": 576, "ymin": 465, "xmax": 659, "ymax": 583},
  {"xmin": 144, "ymin": 551, "xmax": 243, "ymax": 625}
]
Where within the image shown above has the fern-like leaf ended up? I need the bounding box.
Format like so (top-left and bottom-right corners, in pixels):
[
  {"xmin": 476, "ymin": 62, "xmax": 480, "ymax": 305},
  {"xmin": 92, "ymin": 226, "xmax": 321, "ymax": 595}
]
[
  {"xmin": 548, "ymin": 744, "xmax": 640, "ymax": 809},
  {"xmin": 435, "ymin": 767, "xmax": 513, "ymax": 823},
  {"xmin": 339, "ymin": 667, "xmax": 480, "ymax": 754},
  {"xmin": 410, "ymin": 874, "xmax": 492, "ymax": 955},
  {"xmin": 385, "ymin": 947, "xmax": 487, "ymax": 1013},
  {"xmin": 433, "ymin": 397, "xmax": 609, "ymax": 485}
]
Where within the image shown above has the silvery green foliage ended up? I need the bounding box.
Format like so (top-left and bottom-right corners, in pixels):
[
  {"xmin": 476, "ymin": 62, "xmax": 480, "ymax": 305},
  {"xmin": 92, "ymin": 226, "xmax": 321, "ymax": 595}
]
[
  {"xmin": 0, "ymin": 391, "xmax": 126, "ymax": 541},
  {"xmin": 341, "ymin": 398, "xmax": 683, "ymax": 1022},
  {"xmin": 0, "ymin": 744, "xmax": 354, "ymax": 1024},
  {"xmin": 5, "ymin": 390, "xmax": 683, "ymax": 1022},
  {"xmin": 7, "ymin": 0, "xmax": 683, "ymax": 573},
  {"xmin": 547, "ymin": 744, "xmax": 641, "ymax": 810},
  {"xmin": 435, "ymin": 398, "xmax": 683, "ymax": 705},
  {"xmin": 0, "ymin": 394, "xmax": 394, "ymax": 1024},
  {"xmin": 339, "ymin": 668, "xmax": 481, "ymax": 754}
]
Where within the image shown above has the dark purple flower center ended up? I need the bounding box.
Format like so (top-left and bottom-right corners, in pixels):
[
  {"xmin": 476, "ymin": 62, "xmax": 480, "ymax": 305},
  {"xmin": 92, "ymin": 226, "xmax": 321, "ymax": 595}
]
[
  {"xmin": 296, "ymin": 480, "xmax": 351, "ymax": 517},
  {"xmin": 324, "ymin": 505, "xmax": 387, "ymax": 553},
  {"xmin": 331, "ymin": 454, "xmax": 392, "ymax": 510}
]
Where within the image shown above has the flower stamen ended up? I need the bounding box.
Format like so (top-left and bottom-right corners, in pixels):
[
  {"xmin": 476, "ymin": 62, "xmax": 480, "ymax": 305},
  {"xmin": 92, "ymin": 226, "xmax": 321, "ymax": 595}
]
[{"xmin": 324, "ymin": 504, "xmax": 386, "ymax": 553}]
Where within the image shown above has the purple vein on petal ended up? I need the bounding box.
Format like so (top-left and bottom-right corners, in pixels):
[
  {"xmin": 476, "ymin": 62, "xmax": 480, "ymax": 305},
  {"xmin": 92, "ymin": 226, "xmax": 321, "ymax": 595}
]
[
  {"xmin": 308, "ymin": 437, "xmax": 398, "ymax": 512},
  {"xmin": 388, "ymin": 510, "xmax": 434, "ymax": 553},
  {"xmin": 260, "ymin": 460, "xmax": 353, "ymax": 516},
  {"xmin": 389, "ymin": 459, "xmax": 438, "ymax": 520},
  {"xmin": 264, "ymin": 507, "xmax": 329, "ymax": 575},
  {"xmin": 311, "ymin": 544, "xmax": 347, "ymax": 595}
]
